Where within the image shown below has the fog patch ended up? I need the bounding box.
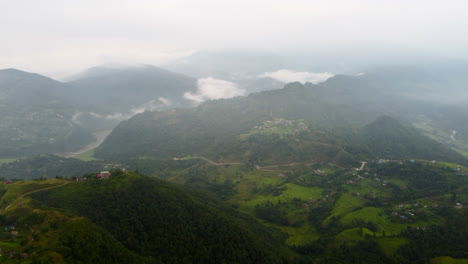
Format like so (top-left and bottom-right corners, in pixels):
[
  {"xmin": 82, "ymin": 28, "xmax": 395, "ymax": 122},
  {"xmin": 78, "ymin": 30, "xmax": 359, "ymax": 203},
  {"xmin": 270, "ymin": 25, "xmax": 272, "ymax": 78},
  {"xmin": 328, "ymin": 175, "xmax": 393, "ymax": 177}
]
[
  {"xmin": 184, "ymin": 77, "xmax": 246, "ymax": 103},
  {"xmin": 72, "ymin": 97, "xmax": 172, "ymax": 124},
  {"xmin": 89, "ymin": 112, "xmax": 126, "ymax": 120},
  {"xmin": 259, "ymin": 69, "xmax": 334, "ymax": 84},
  {"xmin": 130, "ymin": 98, "xmax": 171, "ymax": 116}
]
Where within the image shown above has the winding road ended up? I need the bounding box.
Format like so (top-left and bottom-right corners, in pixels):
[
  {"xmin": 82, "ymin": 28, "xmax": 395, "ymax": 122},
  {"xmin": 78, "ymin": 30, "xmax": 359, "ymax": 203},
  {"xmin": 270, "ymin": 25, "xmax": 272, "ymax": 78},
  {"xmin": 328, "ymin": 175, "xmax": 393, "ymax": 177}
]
[{"xmin": 174, "ymin": 156, "xmax": 242, "ymax": 166}]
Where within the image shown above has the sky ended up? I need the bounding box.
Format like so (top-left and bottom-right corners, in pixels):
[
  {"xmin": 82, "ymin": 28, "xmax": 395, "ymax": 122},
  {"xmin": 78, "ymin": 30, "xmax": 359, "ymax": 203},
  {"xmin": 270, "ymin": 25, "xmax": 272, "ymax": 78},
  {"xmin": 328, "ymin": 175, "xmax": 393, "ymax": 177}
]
[{"xmin": 2, "ymin": 0, "xmax": 468, "ymax": 79}]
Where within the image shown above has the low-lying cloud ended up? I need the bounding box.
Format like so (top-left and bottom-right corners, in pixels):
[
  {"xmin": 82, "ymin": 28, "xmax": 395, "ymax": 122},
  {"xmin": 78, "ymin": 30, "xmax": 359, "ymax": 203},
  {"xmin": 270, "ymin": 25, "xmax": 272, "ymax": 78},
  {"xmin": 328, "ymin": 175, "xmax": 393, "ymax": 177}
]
[
  {"xmin": 184, "ymin": 77, "xmax": 246, "ymax": 103},
  {"xmin": 259, "ymin": 69, "xmax": 334, "ymax": 84},
  {"xmin": 72, "ymin": 97, "xmax": 172, "ymax": 124}
]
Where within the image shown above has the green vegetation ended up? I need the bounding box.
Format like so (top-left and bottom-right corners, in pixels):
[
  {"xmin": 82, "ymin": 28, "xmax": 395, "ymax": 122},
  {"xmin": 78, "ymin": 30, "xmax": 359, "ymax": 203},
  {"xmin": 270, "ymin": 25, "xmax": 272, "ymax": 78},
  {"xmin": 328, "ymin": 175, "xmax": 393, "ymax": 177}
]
[
  {"xmin": 26, "ymin": 171, "xmax": 289, "ymax": 263},
  {"xmin": 1, "ymin": 76, "xmax": 468, "ymax": 262},
  {"xmin": 324, "ymin": 193, "xmax": 366, "ymax": 224},
  {"xmin": 0, "ymin": 178, "xmax": 67, "ymax": 209},
  {"xmin": 430, "ymin": 256, "xmax": 468, "ymax": 264},
  {"xmin": 282, "ymin": 183, "xmax": 323, "ymax": 201},
  {"xmin": 0, "ymin": 159, "xmax": 17, "ymax": 164},
  {"xmin": 333, "ymin": 227, "xmax": 375, "ymax": 246},
  {"xmin": 0, "ymin": 171, "xmax": 292, "ymax": 263},
  {"xmin": 284, "ymin": 224, "xmax": 321, "ymax": 246},
  {"xmin": 96, "ymin": 80, "xmax": 468, "ymax": 169},
  {"xmin": 378, "ymin": 237, "xmax": 409, "ymax": 257},
  {"xmin": 74, "ymin": 149, "xmax": 99, "ymax": 161},
  {"xmin": 339, "ymin": 207, "xmax": 407, "ymax": 234},
  {"xmin": 361, "ymin": 116, "xmax": 467, "ymax": 165},
  {"xmin": 0, "ymin": 154, "xmax": 107, "ymax": 180},
  {"xmin": 160, "ymin": 159, "xmax": 468, "ymax": 263}
]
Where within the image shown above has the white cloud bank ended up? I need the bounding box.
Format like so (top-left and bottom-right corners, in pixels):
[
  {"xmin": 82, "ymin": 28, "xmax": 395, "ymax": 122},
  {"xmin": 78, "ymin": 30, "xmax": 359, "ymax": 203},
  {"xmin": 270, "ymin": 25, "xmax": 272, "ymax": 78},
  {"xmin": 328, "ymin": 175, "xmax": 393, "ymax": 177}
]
[
  {"xmin": 184, "ymin": 77, "xmax": 246, "ymax": 103},
  {"xmin": 259, "ymin": 69, "xmax": 334, "ymax": 84}
]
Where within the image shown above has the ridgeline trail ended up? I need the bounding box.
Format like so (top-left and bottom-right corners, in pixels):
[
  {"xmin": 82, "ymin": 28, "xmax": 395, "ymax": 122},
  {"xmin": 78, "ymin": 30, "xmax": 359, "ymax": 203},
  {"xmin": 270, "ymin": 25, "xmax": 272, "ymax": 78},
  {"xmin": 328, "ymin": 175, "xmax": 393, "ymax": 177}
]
[{"xmin": 3, "ymin": 182, "xmax": 72, "ymax": 211}]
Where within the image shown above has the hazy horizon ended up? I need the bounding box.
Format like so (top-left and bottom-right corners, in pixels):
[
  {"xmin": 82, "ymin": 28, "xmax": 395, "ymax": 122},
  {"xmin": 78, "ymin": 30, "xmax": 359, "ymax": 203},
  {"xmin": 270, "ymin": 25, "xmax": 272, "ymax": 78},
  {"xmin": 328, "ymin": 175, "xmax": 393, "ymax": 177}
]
[{"xmin": 2, "ymin": 0, "xmax": 468, "ymax": 79}]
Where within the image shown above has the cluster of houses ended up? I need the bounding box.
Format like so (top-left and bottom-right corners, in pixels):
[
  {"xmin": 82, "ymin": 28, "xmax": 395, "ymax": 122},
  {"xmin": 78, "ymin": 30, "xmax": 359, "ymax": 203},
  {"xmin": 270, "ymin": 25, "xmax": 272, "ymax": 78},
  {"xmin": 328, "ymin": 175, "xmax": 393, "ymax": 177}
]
[
  {"xmin": 391, "ymin": 203, "xmax": 427, "ymax": 222},
  {"xmin": 253, "ymin": 118, "xmax": 308, "ymax": 133},
  {"xmin": 346, "ymin": 172, "xmax": 376, "ymax": 185},
  {"xmin": 302, "ymin": 193, "xmax": 333, "ymax": 211},
  {"xmin": 73, "ymin": 171, "xmax": 111, "ymax": 181}
]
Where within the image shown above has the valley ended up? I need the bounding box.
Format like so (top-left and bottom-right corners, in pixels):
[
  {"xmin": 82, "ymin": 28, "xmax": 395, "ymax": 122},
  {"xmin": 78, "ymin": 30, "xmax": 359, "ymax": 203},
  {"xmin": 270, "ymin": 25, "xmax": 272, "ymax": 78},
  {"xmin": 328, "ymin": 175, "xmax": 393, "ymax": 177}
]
[
  {"xmin": 1, "ymin": 61, "xmax": 468, "ymax": 263},
  {"xmin": 4, "ymin": 2, "xmax": 468, "ymax": 263}
]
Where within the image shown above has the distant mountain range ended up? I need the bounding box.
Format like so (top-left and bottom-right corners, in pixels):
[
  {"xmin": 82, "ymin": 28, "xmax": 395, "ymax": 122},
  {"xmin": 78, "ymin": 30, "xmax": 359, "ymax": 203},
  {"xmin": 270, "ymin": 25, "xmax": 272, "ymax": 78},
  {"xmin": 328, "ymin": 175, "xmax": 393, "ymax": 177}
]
[{"xmin": 1, "ymin": 61, "xmax": 468, "ymax": 161}]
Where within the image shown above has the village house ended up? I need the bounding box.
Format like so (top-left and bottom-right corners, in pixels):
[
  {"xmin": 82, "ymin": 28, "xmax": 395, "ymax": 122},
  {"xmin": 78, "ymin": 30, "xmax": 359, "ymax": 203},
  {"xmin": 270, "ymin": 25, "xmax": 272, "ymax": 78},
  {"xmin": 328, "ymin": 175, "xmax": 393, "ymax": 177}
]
[{"xmin": 97, "ymin": 171, "xmax": 111, "ymax": 179}]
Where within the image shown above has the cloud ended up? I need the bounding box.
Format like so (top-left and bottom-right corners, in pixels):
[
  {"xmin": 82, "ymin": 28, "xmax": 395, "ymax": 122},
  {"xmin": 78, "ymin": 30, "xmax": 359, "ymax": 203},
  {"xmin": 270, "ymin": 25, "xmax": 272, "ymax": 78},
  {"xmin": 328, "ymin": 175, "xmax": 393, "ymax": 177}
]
[
  {"xmin": 72, "ymin": 97, "xmax": 172, "ymax": 124},
  {"xmin": 184, "ymin": 77, "xmax": 246, "ymax": 103},
  {"xmin": 259, "ymin": 69, "xmax": 334, "ymax": 84},
  {"xmin": 129, "ymin": 98, "xmax": 171, "ymax": 115}
]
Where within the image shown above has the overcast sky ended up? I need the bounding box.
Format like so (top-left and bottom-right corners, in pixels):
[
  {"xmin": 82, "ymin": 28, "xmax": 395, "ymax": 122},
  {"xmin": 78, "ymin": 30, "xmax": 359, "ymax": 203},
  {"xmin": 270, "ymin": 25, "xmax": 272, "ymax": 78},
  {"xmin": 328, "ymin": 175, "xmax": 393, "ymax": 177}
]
[{"xmin": 2, "ymin": 0, "xmax": 468, "ymax": 78}]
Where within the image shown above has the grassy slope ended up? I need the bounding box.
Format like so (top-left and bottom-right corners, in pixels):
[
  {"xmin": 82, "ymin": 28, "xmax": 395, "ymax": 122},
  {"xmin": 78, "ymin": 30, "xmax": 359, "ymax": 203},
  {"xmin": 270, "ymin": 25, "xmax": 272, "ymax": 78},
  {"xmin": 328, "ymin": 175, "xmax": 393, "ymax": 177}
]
[
  {"xmin": 322, "ymin": 193, "xmax": 366, "ymax": 225},
  {"xmin": 0, "ymin": 158, "xmax": 17, "ymax": 164},
  {"xmin": 339, "ymin": 207, "xmax": 407, "ymax": 234},
  {"xmin": 73, "ymin": 149, "xmax": 99, "ymax": 161}
]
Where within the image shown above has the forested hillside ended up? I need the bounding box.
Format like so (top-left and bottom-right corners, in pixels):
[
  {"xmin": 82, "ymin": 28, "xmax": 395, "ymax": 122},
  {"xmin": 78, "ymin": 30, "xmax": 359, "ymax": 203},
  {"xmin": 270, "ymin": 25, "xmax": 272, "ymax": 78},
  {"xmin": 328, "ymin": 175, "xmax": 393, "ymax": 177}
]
[
  {"xmin": 96, "ymin": 79, "xmax": 468, "ymax": 166},
  {"xmin": 0, "ymin": 171, "xmax": 290, "ymax": 263}
]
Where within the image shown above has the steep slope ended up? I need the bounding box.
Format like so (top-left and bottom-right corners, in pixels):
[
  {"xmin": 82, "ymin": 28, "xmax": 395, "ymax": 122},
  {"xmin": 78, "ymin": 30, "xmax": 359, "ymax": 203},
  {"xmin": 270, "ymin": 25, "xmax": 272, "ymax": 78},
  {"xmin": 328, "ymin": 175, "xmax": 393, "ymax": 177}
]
[
  {"xmin": 67, "ymin": 65, "xmax": 197, "ymax": 113},
  {"xmin": 0, "ymin": 69, "xmax": 94, "ymax": 157},
  {"xmin": 15, "ymin": 171, "xmax": 289, "ymax": 263},
  {"xmin": 360, "ymin": 116, "xmax": 467, "ymax": 164}
]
